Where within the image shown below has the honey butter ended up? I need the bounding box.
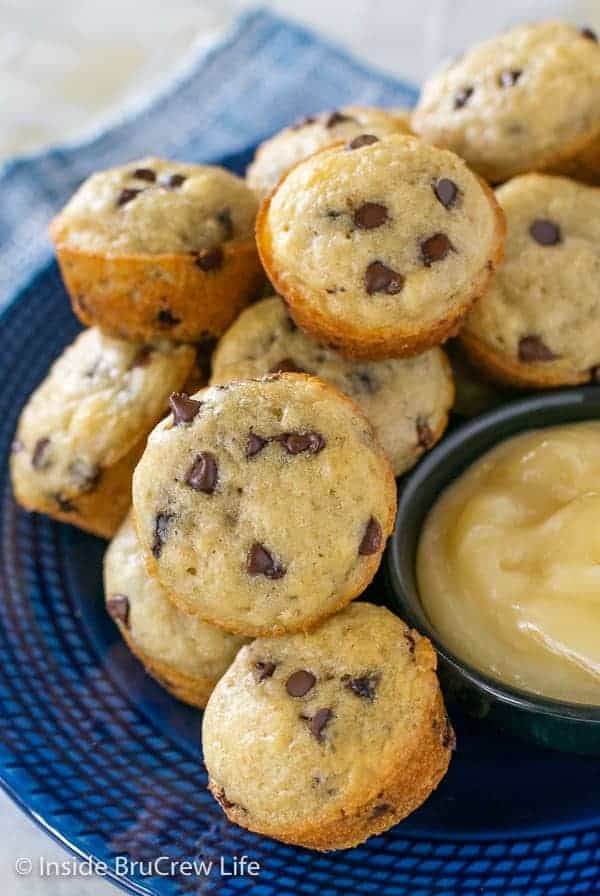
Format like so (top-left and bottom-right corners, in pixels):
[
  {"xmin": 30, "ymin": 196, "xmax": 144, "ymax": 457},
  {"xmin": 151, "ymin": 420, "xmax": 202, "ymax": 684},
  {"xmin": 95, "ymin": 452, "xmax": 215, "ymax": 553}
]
[{"xmin": 417, "ymin": 422, "xmax": 600, "ymax": 705}]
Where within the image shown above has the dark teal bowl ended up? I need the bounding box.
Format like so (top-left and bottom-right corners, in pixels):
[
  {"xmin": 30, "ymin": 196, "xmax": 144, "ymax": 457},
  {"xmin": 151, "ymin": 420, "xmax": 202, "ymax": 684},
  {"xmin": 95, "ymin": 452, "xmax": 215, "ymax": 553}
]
[{"xmin": 383, "ymin": 387, "xmax": 600, "ymax": 755}]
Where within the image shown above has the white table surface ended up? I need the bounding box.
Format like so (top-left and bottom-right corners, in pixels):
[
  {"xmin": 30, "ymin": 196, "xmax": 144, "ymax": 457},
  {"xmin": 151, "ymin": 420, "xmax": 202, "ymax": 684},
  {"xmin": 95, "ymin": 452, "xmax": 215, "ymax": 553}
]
[{"xmin": 2, "ymin": 0, "xmax": 599, "ymax": 892}]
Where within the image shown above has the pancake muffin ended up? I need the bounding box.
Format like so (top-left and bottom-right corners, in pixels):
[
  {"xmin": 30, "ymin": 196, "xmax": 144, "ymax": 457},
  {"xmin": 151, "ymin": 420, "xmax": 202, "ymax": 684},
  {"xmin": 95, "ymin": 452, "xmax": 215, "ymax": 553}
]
[
  {"xmin": 460, "ymin": 174, "xmax": 600, "ymax": 388},
  {"xmin": 11, "ymin": 328, "xmax": 195, "ymax": 537},
  {"xmin": 132, "ymin": 376, "xmax": 396, "ymax": 636},
  {"xmin": 203, "ymin": 602, "xmax": 454, "ymax": 850},
  {"xmin": 104, "ymin": 513, "xmax": 247, "ymax": 707},
  {"xmin": 211, "ymin": 295, "xmax": 454, "ymax": 475},
  {"xmin": 51, "ymin": 157, "xmax": 264, "ymax": 342},
  {"xmin": 247, "ymin": 105, "xmax": 412, "ymax": 198},
  {"xmin": 256, "ymin": 134, "xmax": 505, "ymax": 359},
  {"xmin": 413, "ymin": 21, "xmax": 600, "ymax": 184}
]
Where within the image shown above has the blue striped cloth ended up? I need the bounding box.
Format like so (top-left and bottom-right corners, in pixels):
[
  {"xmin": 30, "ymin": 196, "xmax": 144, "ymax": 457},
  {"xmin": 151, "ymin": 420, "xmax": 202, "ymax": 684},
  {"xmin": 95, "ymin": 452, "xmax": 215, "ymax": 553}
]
[{"xmin": 0, "ymin": 7, "xmax": 417, "ymax": 312}]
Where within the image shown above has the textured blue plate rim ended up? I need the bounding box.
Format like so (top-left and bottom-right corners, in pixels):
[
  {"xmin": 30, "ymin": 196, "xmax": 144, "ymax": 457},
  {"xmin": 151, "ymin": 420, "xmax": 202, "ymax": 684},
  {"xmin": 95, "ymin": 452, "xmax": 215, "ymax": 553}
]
[
  {"xmin": 0, "ymin": 15, "xmax": 598, "ymax": 890},
  {"xmin": 1, "ymin": 259, "xmax": 600, "ymax": 896},
  {"xmin": 0, "ymin": 256, "xmax": 600, "ymax": 832}
]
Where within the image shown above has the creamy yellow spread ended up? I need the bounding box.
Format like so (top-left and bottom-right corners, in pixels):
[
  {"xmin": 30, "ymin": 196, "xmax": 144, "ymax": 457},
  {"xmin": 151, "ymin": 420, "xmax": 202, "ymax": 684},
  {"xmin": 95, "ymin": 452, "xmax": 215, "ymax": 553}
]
[{"xmin": 417, "ymin": 422, "xmax": 600, "ymax": 705}]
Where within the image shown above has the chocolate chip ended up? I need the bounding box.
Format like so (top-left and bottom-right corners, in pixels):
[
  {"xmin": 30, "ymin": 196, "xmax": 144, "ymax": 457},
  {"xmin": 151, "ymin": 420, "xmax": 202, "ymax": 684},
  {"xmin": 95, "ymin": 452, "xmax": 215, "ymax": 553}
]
[
  {"xmin": 216, "ymin": 209, "xmax": 234, "ymax": 240},
  {"xmin": 132, "ymin": 167, "xmax": 156, "ymax": 182},
  {"xmin": 349, "ymin": 370, "xmax": 377, "ymax": 394},
  {"xmin": 165, "ymin": 173, "xmax": 186, "ymax": 188},
  {"xmin": 323, "ymin": 111, "xmax": 353, "ymax": 128},
  {"xmin": 343, "ymin": 673, "xmax": 379, "ymax": 701},
  {"xmin": 359, "ymin": 517, "xmax": 382, "ymax": 556},
  {"xmin": 156, "ymin": 308, "xmax": 181, "ymax": 328},
  {"xmin": 116, "ymin": 188, "xmax": 142, "ymax": 207},
  {"xmin": 307, "ymin": 708, "xmax": 333, "ymax": 741},
  {"xmin": 279, "ymin": 431, "xmax": 326, "ymax": 456},
  {"xmin": 75, "ymin": 294, "xmax": 89, "ymax": 315},
  {"xmin": 130, "ymin": 345, "xmax": 154, "ymax": 368},
  {"xmin": 421, "ymin": 232, "xmax": 453, "ymax": 266},
  {"xmin": 186, "ymin": 452, "xmax": 218, "ymax": 494},
  {"xmin": 216, "ymin": 787, "xmax": 243, "ymax": 812},
  {"xmin": 529, "ymin": 219, "xmax": 562, "ymax": 246},
  {"xmin": 498, "ymin": 69, "xmax": 522, "ymax": 87},
  {"xmin": 84, "ymin": 357, "xmax": 102, "ymax": 379},
  {"xmin": 290, "ymin": 115, "xmax": 316, "ymax": 130},
  {"xmin": 433, "ymin": 178, "xmax": 459, "ymax": 209},
  {"xmin": 269, "ymin": 357, "xmax": 303, "ymax": 374},
  {"xmin": 31, "ymin": 437, "xmax": 51, "ymax": 470},
  {"xmin": 54, "ymin": 494, "xmax": 75, "ymax": 513},
  {"xmin": 68, "ymin": 459, "xmax": 101, "ymax": 493},
  {"xmin": 416, "ymin": 417, "xmax": 434, "ymax": 449},
  {"xmin": 581, "ymin": 26, "xmax": 598, "ymax": 41},
  {"xmin": 286, "ymin": 670, "xmax": 316, "ymax": 697},
  {"xmin": 107, "ymin": 594, "xmax": 130, "ymax": 627},
  {"xmin": 152, "ymin": 512, "xmax": 173, "ymax": 559},
  {"xmin": 353, "ymin": 202, "xmax": 389, "ymax": 230},
  {"xmin": 247, "ymin": 543, "xmax": 286, "ymax": 579},
  {"xmin": 518, "ymin": 335, "xmax": 557, "ymax": 362},
  {"xmin": 347, "ymin": 134, "xmax": 379, "ymax": 150},
  {"xmin": 246, "ymin": 433, "xmax": 268, "ymax": 458},
  {"xmin": 169, "ymin": 392, "xmax": 202, "ymax": 425},
  {"xmin": 195, "ymin": 247, "xmax": 224, "ymax": 272},
  {"xmin": 454, "ymin": 86, "xmax": 474, "ymax": 109},
  {"xmin": 364, "ymin": 261, "xmax": 404, "ymax": 295},
  {"xmin": 371, "ymin": 803, "xmax": 393, "ymax": 818},
  {"xmin": 442, "ymin": 715, "xmax": 457, "ymax": 750},
  {"xmin": 405, "ymin": 630, "xmax": 416, "ymax": 656},
  {"xmin": 254, "ymin": 660, "xmax": 276, "ymax": 682}
]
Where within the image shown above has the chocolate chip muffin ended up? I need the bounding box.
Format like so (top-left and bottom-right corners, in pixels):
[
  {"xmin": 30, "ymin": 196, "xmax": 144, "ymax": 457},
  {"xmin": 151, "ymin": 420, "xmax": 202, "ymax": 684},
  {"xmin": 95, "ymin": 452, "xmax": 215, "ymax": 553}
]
[
  {"xmin": 132, "ymin": 376, "xmax": 396, "ymax": 636},
  {"xmin": 256, "ymin": 134, "xmax": 505, "ymax": 360},
  {"xmin": 412, "ymin": 21, "xmax": 600, "ymax": 184},
  {"xmin": 203, "ymin": 602, "xmax": 454, "ymax": 850},
  {"xmin": 211, "ymin": 295, "xmax": 454, "ymax": 475},
  {"xmin": 104, "ymin": 513, "xmax": 247, "ymax": 707},
  {"xmin": 247, "ymin": 106, "xmax": 412, "ymax": 198},
  {"xmin": 50, "ymin": 158, "xmax": 264, "ymax": 342},
  {"xmin": 460, "ymin": 174, "xmax": 600, "ymax": 389},
  {"xmin": 11, "ymin": 328, "xmax": 195, "ymax": 538}
]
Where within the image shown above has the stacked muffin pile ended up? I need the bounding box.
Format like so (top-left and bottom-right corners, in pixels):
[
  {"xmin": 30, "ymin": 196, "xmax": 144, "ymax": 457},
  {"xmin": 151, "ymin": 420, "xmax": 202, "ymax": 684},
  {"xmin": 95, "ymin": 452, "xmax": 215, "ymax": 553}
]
[{"xmin": 9, "ymin": 19, "xmax": 600, "ymax": 850}]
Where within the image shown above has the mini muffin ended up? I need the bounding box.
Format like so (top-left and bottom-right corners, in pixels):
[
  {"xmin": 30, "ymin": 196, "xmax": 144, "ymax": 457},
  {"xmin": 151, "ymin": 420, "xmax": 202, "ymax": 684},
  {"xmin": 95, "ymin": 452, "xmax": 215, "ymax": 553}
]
[
  {"xmin": 203, "ymin": 602, "xmax": 454, "ymax": 851},
  {"xmin": 246, "ymin": 106, "xmax": 412, "ymax": 198},
  {"xmin": 460, "ymin": 174, "xmax": 600, "ymax": 389},
  {"xmin": 11, "ymin": 328, "xmax": 195, "ymax": 538},
  {"xmin": 50, "ymin": 158, "xmax": 264, "ymax": 342},
  {"xmin": 132, "ymin": 376, "xmax": 396, "ymax": 636},
  {"xmin": 257, "ymin": 134, "xmax": 505, "ymax": 360},
  {"xmin": 104, "ymin": 513, "xmax": 247, "ymax": 707},
  {"xmin": 211, "ymin": 295, "xmax": 454, "ymax": 475},
  {"xmin": 412, "ymin": 21, "xmax": 600, "ymax": 184}
]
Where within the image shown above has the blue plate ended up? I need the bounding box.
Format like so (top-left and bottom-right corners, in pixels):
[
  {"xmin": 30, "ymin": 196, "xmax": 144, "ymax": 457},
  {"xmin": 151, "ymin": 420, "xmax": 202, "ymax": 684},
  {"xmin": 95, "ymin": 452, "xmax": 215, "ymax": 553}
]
[{"xmin": 1, "ymin": 149, "xmax": 599, "ymax": 896}]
